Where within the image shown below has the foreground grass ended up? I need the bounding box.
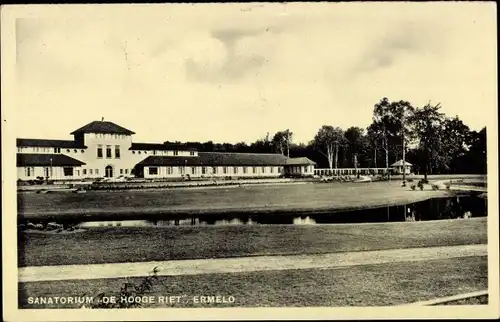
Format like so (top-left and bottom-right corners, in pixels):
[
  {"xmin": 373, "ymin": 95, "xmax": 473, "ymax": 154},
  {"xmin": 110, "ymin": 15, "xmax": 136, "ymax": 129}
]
[
  {"xmin": 19, "ymin": 255, "xmax": 487, "ymax": 308},
  {"xmin": 19, "ymin": 218, "xmax": 487, "ymax": 267},
  {"xmin": 18, "ymin": 181, "xmax": 458, "ymax": 219}
]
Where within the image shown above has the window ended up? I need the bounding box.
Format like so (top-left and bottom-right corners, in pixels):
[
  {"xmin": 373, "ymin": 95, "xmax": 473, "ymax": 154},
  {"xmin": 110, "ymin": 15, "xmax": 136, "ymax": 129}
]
[
  {"xmin": 202, "ymin": 167, "xmax": 206, "ymax": 175},
  {"xmin": 83, "ymin": 169, "xmax": 87, "ymax": 175},
  {"xmin": 243, "ymin": 167, "xmax": 247, "ymax": 174},
  {"xmin": 279, "ymin": 167, "xmax": 283, "ymax": 173},
  {"xmin": 54, "ymin": 148, "xmax": 61, "ymax": 153},
  {"xmin": 138, "ymin": 151, "xmax": 141, "ymax": 154},
  {"xmin": 106, "ymin": 146, "xmax": 112, "ymax": 158},
  {"xmin": 153, "ymin": 151, "xmax": 156, "ymax": 155},
  {"xmin": 223, "ymin": 167, "xmax": 227, "ymax": 174},
  {"xmin": 262, "ymin": 167, "xmax": 266, "ymax": 173},
  {"xmin": 167, "ymin": 167, "xmax": 173, "ymax": 175},
  {"xmin": 115, "ymin": 146, "xmax": 121, "ymax": 159},
  {"xmin": 212, "ymin": 167, "xmax": 217, "ymax": 174},
  {"xmin": 44, "ymin": 167, "xmax": 52, "ymax": 177},
  {"xmin": 63, "ymin": 167, "xmax": 74, "ymax": 176},
  {"xmin": 173, "ymin": 151, "xmax": 179, "ymax": 156},
  {"xmin": 97, "ymin": 145, "xmax": 103, "ymax": 158},
  {"xmin": 25, "ymin": 167, "xmax": 33, "ymax": 177},
  {"xmin": 271, "ymin": 167, "xmax": 274, "ymax": 173},
  {"xmin": 132, "ymin": 151, "xmax": 136, "ymax": 154},
  {"xmin": 190, "ymin": 151, "xmax": 195, "ymax": 156},
  {"xmin": 76, "ymin": 170, "xmax": 80, "ymax": 176},
  {"xmin": 90, "ymin": 169, "xmax": 93, "ymax": 175},
  {"xmin": 120, "ymin": 169, "xmax": 123, "ymax": 174},
  {"xmin": 191, "ymin": 167, "xmax": 196, "ymax": 175},
  {"xmin": 253, "ymin": 167, "xmax": 256, "ymax": 174},
  {"xmin": 233, "ymin": 167, "xmax": 238, "ymax": 174},
  {"xmin": 125, "ymin": 169, "xmax": 128, "ymax": 174},
  {"xmin": 81, "ymin": 149, "xmax": 85, "ymax": 153},
  {"xmin": 95, "ymin": 169, "xmax": 99, "ymax": 175},
  {"xmin": 74, "ymin": 149, "xmax": 78, "ymax": 153},
  {"xmin": 34, "ymin": 147, "xmax": 39, "ymax": 153},
  {"xmin": 149, "ymin": 167, "xmax": 158, "ymax": 175},
  {"xmin": 66, "ymin": 149, "xmax": 70, "ymax": 153}
]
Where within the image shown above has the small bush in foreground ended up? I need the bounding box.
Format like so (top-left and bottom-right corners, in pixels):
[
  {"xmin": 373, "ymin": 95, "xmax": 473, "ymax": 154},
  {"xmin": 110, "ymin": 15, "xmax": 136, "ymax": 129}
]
[
  {"xmin": 411, "ymin": 185, "xmax": 416, "ymax": 191},
  {"xmin": 83, "ymin": 267, "xmax": 160, "ymax": 309},
  {"xmin": 432, "ymin": 184, "xmax": 440, "ymax": 191}
]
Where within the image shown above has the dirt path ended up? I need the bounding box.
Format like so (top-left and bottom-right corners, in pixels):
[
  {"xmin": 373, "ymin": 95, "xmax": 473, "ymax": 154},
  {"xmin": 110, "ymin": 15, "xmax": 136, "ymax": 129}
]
[{"xmin": 19, "ymin": 244, "xmax": 487, "ymax": 283}]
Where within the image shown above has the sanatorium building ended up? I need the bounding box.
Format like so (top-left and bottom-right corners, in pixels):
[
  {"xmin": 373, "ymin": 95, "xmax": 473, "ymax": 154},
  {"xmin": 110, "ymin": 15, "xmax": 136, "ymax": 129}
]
[{"xmin": 17, "ymin": 120, "xmax": 316, "ymax": 181}]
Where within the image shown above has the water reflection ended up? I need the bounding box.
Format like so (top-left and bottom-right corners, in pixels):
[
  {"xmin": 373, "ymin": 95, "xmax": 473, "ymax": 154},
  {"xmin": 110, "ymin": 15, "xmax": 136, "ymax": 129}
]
[{"xmin": 74, "ymin": 196, "xmax": 486, "ymax": 228}]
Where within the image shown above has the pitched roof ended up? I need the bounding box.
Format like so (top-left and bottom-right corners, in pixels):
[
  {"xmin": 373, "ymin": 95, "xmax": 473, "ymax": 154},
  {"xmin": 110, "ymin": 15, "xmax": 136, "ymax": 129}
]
[
  {"xmin": 70, "ymin": 121, "xmax": 135, "ymax": 135},
  {"xmin": 391, "ymin": 160, "xmax": 412, "ymax": 166},
  {"xmin": 136, "ymin": 152, "xmax": 290, "ymax": 167},
  {"xmin": 17, "ymin": 138, "xmax": 87, "ymax": 149},
  {"xmin": 136, "ymin": 156, "xmax": 203, "ymax": 167},
  {"xmin": 285, "ymin": 157, "xmax": 317, "ymax": 165},
  {"xmin": 199, "ymin": 152, "xmax": 289, "ymax": 166},
  {"xmin": 130, "ymin": 142, "xmax": 198, "ymax": 151},
  {"xmin": 17, "ymin": 154, "xmax": 86, "ymax": 167}
]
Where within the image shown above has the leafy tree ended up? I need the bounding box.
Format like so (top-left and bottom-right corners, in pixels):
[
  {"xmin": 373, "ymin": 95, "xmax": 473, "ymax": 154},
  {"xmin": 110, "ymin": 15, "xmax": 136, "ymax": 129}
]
[
  {"xmin": 312, "ymin": 125, "xmax": 345, "ymax": 169},
  {"xmin": 272, "ymin": 129, "xmax": 293, "ymax": 156},
  {"xmin": 371, "ymin": 97, "xmax": 394, "ymax": 169},
  {"xmin": 440, "ymin": 116, "xmax": 472, "ymax": 173},
  {"xmin": 410, "ymin": 102, "xmax": 446, "ymax": 180},
  {"xmin": 344, "ymin": 126, "xmax": 365, "ymax": 168}
]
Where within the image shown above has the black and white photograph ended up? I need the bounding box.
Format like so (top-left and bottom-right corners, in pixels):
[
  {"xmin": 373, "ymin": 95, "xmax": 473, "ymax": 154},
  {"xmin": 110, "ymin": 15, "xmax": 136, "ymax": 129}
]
[{"xmin": 2, "ymin": 2, "xmax": 498, "ymax": 321}]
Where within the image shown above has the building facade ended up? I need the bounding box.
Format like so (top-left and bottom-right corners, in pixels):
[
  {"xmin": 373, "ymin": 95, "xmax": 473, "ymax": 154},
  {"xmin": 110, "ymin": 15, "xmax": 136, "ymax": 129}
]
[
  {"xmin": 390, "ymin": 160, "xmax": 413, "ymax": 175},
  {"xmin": 16, "ymin": 120, "xmax": 316, "ymax": 181}
]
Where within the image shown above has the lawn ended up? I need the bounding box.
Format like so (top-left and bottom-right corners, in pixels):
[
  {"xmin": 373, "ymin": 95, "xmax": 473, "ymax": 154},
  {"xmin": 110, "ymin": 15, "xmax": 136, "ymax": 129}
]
[
  {"xmin": 18, "ymin": 217, "xmax": 487, "ymax": 267},
  {"xmin": 17, "ymin": 181, "xmax": 459, "ymax": 220},
  {"xmin": 18, "ymin": 255, "xmax": 488, "ymax": 308}
]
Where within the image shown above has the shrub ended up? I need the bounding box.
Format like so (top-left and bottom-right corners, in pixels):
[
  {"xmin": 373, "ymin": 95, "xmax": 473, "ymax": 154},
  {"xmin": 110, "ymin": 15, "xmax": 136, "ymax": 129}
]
[
  {"xmin": 411, "ymin": 184, "xmax": 416, "ymax": 190},
  {"xmin": 445, "ymin": 183, "xmax": 451, "ymax": 190},
  {"xmin": 432, "ymin": 184, "xmax": 439, "ymax": 190},
  {"xmin": 421, "ymin": 178, "xmax": 429, "ymax": 184},
  {"xmin": 407, "ymin": 179, "xmax": 414, "ymax": 182},
  {"xmin": 84, "ymin": 267, "xmax": 160, "ymax": 309}
]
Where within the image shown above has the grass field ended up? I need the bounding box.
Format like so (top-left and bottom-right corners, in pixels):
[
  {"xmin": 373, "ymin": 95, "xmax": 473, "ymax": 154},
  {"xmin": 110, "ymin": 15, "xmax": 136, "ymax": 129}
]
[
  {"xmin": 17, "ymin": 181, "xmax": 461, "ymax": 220},
  {"xmin": 18, "ymin": 217, "xmax": 487, "ymax": 267},
  {"xmin": 19, "ymin": 255, "xmax": 487, "ymax": 308}
]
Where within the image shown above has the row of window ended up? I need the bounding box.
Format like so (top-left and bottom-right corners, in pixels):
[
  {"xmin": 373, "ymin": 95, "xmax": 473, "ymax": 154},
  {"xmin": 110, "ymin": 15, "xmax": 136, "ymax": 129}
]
[
  {"xmin": 132, "ymin": 150, "xmax": 196, "ymax": 156},
  {"xmin": 148, "ymin": 166, "xmax": 284, "ymax": 175},
  {"xmin": 92, "ymin": 133, "xmax": 128, "ymax": 140},
  {"xmin": 18, "ymin": 147, "xmax": 85, "ymax": 154},
  {"xmin": 97, "ymin": 145, "xmax": 121, "ymax": 159},
  {"xmin": 24, "ymin": 167, "xmax": 74, "ymax": 177}
]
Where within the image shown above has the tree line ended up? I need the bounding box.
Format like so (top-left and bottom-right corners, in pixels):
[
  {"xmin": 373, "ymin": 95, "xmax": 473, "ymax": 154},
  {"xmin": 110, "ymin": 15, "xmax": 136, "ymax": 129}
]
[{"xmin": 165, "ymin": 97, "xmax": 487, "ymax": 177}]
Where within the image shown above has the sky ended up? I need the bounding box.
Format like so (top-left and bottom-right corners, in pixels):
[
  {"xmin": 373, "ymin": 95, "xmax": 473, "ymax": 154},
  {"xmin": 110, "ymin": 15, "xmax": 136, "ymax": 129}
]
[{"xmin": 10, "ymin": 2, "xmax": 497, "ymax": 144}]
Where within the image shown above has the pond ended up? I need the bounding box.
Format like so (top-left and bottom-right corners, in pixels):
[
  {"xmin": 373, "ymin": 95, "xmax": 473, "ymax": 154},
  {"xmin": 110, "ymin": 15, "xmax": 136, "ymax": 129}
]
[{"xmin": 73, "ymin": 195, "xmax": 487, "ymax": 228}]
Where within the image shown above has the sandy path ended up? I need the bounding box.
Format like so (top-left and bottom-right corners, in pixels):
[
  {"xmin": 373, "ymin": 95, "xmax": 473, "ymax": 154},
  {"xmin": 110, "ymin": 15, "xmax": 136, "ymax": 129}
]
[{"xmin": 19, "ymin": 244, "xmax": 487, "ymax": 283}]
